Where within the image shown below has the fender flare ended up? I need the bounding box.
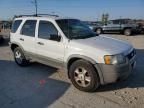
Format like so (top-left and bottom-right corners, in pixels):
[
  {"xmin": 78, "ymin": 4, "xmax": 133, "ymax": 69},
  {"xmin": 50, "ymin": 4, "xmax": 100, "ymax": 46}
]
[
  {"xmin": 10, "ymin": 42, "xmax": 25, "ymax": 52},
  {"xmin": 66, "ymin": 54, "xmax": 104, "ymax": 84}
]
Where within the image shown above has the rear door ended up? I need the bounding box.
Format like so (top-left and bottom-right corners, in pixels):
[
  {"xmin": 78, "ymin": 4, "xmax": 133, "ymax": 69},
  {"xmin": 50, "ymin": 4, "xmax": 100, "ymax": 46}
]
[
  {"xmin": 20, "ymin": 20, "xmax": 37, "ymax": 54},
  {"xmin": 110, "ymin": 20, "xmax": 121, "ymax": 32},
  {"xmin": 10, "ymin": 20, "xmax": 23, "ymax": 44}
]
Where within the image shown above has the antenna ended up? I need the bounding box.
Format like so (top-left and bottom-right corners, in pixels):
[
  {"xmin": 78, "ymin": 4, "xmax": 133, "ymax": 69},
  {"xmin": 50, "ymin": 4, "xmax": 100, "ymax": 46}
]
[{"xmin": 31, "ymin": 0, "xmax": 38, "ymax": 16}]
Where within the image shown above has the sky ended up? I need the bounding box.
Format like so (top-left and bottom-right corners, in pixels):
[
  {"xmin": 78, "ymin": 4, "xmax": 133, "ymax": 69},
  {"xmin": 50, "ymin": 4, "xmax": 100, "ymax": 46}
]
[{"xmin": 0, "ymin": 0, "xmax": 144, "ymax": 21}]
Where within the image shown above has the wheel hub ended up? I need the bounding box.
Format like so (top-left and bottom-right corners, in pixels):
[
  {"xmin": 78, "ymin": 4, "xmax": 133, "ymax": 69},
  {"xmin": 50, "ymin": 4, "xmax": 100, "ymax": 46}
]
[
  {"xmin": 74, "ymin": 67, "xmax": 91, "ymax": 87},
  {"xmin": 78, "ymin": 74, "xmax": 84, "ymax": 80},
  {"xmin": 15, "ymin": 50, "xmax": 22, "ymax": 63}
]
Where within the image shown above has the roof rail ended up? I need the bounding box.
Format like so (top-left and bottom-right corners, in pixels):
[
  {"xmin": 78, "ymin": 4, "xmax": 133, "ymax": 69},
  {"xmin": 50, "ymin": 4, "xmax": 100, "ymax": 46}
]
[
  {"xmin": 14, "ymin": 14, "xmax": 59, "ymax": 18},
  {"xmin": 36, "ymin": 14, "xmax": 59, "ymax": 17},
  {"xmin": 14, "ymin": 15, "xmax": 36, "ymax": 18}
]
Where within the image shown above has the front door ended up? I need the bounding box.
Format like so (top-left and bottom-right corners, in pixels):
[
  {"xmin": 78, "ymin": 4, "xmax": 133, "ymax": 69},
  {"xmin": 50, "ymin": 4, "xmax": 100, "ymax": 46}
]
[{"xmin": 35, "ymin": 20, "xmax": 65, "ymax": 68}]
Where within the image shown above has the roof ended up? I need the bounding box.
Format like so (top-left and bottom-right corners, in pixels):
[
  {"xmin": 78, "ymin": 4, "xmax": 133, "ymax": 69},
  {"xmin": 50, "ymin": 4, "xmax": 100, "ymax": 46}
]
[{"xmin": 14, "ymin": 14, "xmax": 76, "ymax": 21}]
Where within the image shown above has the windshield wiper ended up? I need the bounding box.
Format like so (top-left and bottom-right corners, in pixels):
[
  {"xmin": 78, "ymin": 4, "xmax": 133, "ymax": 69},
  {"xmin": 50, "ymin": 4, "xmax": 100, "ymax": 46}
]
[
  {"xmin": 71, "ymin": 35, "xmax": 92, "ymax": 39},
  {"xmin": 84, "ymin": 33, "xmax": 98, "ymax": 38}
]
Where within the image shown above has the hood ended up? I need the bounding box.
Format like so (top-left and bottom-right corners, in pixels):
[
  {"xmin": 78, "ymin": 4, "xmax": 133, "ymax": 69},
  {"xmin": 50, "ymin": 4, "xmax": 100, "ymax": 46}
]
[{"xmin": 71, "ymin": 35, "xmax": 133, "ymax": 55}]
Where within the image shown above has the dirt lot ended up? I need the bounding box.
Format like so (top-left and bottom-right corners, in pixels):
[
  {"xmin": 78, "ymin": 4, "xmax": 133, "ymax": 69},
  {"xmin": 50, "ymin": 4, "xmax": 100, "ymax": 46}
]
[{"xmin": 0, "ymin": 34, "xmax": 144, "ymax": 108}]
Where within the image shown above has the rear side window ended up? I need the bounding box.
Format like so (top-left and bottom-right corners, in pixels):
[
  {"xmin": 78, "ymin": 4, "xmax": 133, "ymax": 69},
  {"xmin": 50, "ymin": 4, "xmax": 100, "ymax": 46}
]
[
  {"xmin": 11, "ymin": 20, "xmax": 22, "ymax": 33},
  {"xmin": 21, "ymin": 20, "xmax": 36, "ymax": 37}
]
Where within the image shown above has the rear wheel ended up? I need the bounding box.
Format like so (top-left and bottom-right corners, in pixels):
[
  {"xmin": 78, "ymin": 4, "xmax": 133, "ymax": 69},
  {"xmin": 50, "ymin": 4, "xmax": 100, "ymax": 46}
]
[
  {"xmin": 69, "ymin": 59, "xmax": 99, "ymax": 92},
  {"xmin": 96, "ymin": 28, "xmax": 102, "ymax": 34},
  {"xmin": 124, "ymin": 28, "xmax": 132, "ymax": 36},
  {"xmin": 14, "ymin": 47, "xmax": 30, "ymax": 66}
]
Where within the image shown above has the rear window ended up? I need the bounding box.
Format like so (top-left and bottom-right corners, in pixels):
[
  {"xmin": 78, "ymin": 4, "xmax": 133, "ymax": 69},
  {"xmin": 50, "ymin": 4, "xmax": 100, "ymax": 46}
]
[
  {"xmin": 21, "ymin": 20, "xmax": 36, "ymax": 37},
  {"xmin": 11, "ymin": 20, "xmax": 22, "ymax": 33}
]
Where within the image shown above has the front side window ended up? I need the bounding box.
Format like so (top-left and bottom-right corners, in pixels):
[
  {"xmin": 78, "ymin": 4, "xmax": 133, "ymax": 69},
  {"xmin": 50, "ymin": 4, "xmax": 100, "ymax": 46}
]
[
  {"xmin": 56, "ymin": 19, "xmax": 96, "ymax": 39},
  {"xmin": 21, "ymin": 20, "xmax": 36, "ymax": 37},
  {"xmin": 112, "ymin": 20, "xmax": 120, "ymax": 24},
  {"xmin": 11, "ymin": 20, "xmax": 22, "ymax": 33},
  {"xmin": 38, "ymin": 21, "xmax": 58, "ymax": 40}
]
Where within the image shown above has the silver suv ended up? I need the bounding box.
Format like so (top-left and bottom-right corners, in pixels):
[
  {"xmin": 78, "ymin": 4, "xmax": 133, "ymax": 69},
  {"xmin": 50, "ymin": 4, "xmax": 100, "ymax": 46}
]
[{"xmin": 9, "ymin": 15, "xmax": 136, "ymax": 92}]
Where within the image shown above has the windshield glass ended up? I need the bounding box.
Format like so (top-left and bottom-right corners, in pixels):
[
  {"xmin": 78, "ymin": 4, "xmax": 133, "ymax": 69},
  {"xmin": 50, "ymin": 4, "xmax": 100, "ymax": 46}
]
[{"xmin": 56, "ymin": 19, "xmax": 97, "ymax": 39}]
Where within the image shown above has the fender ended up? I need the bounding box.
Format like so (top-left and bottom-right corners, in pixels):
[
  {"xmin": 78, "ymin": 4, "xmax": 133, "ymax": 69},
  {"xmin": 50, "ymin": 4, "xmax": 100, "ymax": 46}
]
[
  {"xmin": 9, "ymin": 41, "xmax": 30, "ymax": 60},
  {"xmin": 10, "ymin": 41, "xmax": 25, "ymax": 52},
  {"xmin": 66, "ymin": 54, "xmax": 104, "ymax": 84}
]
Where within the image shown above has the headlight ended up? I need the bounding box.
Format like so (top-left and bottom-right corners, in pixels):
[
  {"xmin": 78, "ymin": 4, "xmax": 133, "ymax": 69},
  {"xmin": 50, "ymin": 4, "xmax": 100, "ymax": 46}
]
[{"xmin": 104, "ymin": 54, "xmax": 126, "ymax": 65}]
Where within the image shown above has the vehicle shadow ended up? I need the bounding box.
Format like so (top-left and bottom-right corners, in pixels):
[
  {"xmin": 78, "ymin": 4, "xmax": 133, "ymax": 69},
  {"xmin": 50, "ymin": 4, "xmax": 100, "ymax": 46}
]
[
  {"xmin": 97, "ymin": 49, "xmax": 144, "ymax": 92},
  {"xmin": 0, "ymin": 60, "xmax": 70, "ymax": 108}
]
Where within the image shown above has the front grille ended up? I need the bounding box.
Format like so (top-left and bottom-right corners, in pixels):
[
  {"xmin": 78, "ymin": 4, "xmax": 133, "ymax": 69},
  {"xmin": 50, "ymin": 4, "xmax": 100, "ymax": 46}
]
[{"xmin": 127, "ymin": 50, "xmax": 136, "ymax": 60}]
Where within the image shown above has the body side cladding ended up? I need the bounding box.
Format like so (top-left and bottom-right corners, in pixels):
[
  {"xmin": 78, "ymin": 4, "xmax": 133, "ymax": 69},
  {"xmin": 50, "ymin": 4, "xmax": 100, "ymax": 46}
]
[{"xmin": 28, "ymin": 52, "xmax": 64, "ymax": 69}]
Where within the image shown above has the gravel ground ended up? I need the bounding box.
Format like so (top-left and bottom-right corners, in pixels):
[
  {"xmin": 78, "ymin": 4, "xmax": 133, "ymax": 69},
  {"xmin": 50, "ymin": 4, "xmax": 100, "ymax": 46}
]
[{"xmin": 0, "ymin": 34, "xmax": 144, "ymax": 108}]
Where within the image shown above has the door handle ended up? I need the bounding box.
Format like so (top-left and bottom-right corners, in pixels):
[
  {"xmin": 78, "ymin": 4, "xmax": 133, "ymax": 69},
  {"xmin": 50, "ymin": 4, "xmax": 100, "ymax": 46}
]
[
  {"xmin": 37, "ymin": 42, "xmax": 44, "ymax": 45},
  {"xmin": 20, "ymin": 38, "xmax": 24, "ymax": 41}
]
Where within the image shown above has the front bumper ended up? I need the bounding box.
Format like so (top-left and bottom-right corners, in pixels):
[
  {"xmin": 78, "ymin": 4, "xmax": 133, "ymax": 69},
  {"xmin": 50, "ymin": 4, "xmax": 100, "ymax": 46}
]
[{"xmin": 96, "ymin": 55, "xmax": 136, "ymax": 84}]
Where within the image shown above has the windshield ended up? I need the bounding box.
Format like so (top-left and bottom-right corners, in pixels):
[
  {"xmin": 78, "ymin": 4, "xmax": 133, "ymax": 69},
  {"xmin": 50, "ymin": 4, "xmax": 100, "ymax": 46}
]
[{"xmin": 56, "ymin": 19, "xmax": 97, "ymax": 39}]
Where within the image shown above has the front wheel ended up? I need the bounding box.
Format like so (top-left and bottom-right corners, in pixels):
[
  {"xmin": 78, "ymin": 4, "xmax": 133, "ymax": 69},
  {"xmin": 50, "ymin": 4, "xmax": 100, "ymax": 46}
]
[
  {"xmin": 96, "ymin": 28, "xmax": 102, "ymax": 34},
  {"xmin": 14, "ymin": 47, "xmax": 30, "ymax": 66},
  {"xmin": 124, "ymin": 29, "xmax": 132, "ymax": 36},
  {"xmin": 69, "ymin": 59, "xmax": 99, "ymax": 92}
]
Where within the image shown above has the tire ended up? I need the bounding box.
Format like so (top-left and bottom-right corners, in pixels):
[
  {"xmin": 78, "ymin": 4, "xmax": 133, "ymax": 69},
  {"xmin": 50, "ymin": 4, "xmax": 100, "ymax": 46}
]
[
  {"xmin": 124, "ymin": 29, "xmax": 132, "ymax": 36},
  {"xmin": 14, "ymin": 47, "xmax": 30, "ymax": 66},
  {"xmin": 69, "ymin": 59, "xmax": 99, "ymax": 92},
  {"xmin": 96, "ymin": 28, "xmax": 102, "ymax": 34}
]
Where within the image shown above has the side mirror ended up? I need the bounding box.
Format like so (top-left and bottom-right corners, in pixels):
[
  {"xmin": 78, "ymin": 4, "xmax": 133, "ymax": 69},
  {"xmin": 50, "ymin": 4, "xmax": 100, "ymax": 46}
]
[{"xmin": 49, "ymin": 34, "xmax": 61, "ymax": 42}]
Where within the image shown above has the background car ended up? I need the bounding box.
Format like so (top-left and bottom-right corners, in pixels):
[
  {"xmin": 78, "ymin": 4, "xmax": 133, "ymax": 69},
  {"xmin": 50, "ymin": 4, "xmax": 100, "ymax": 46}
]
[
  {"xmin": 95, "ymin": 19, "xmax": 140, "ymax": 36},
  {"xmin": 83, "ymin": 21, "xmax": 103, "ymax": 34}
]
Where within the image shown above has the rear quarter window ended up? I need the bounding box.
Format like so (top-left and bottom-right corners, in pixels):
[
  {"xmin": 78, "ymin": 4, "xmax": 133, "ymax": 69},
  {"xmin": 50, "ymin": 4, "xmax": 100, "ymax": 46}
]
[{"xmin": 11, "ymin": 20, "xmax": 22, "ymax": 33}]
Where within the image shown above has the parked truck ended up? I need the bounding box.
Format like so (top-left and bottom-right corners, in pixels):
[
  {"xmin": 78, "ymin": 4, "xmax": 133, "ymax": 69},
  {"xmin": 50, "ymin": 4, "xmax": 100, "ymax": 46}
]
[{"xmin": 95, "ymin": 19, "xmax": 139, "ymax": 36}]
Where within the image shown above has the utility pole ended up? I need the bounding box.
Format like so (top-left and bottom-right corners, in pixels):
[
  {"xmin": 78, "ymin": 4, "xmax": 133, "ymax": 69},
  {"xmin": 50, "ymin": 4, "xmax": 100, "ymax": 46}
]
[
  {"xmin": 35, "ymin": 0, "xmax": 38, "ymax": 16},
  {"xmin": 31, "ymin": 0, "xmax": 38, "ymax": 16}
]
